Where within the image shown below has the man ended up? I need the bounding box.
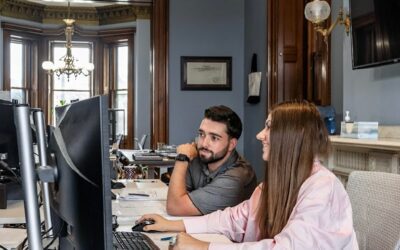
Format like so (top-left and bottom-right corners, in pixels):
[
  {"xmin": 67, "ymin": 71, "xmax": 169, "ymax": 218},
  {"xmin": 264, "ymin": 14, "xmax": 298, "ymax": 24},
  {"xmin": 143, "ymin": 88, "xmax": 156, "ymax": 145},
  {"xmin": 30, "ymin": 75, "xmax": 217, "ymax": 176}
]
[{"xmin": 166, "ymin": 105, "xmax": 257, "ymax": 216}]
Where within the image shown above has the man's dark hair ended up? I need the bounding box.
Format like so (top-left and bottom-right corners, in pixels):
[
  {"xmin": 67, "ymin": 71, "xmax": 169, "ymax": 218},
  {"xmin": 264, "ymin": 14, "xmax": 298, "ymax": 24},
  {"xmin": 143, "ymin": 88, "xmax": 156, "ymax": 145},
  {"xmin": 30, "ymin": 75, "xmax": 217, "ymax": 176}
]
[{"xmin": 204, "ymin": 105, "xmax": 242, "ymax": 139}]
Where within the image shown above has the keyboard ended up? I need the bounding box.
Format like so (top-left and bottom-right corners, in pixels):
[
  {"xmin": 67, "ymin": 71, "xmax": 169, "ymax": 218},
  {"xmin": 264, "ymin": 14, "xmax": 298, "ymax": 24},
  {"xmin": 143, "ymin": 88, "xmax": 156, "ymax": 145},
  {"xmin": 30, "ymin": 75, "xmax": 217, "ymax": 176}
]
[
  {"xmin": 113, "ymin": 231, "xmax": 159, "ymax": 250},
  {"xmin": 132, "ymin": 153, "xmax": 163, "ymax": 161}
]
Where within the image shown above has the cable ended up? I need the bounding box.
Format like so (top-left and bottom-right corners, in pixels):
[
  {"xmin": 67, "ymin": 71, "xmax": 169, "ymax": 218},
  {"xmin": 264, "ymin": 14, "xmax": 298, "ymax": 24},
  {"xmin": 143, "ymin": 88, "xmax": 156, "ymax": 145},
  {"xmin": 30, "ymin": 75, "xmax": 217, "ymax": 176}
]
[
  {"xmin": 0, "ymin": 244, "xmax": 8, "ymax": 250},
  {"xmin": 0, "ymin": 160, "xmax": 21, "ymax": 184},
  {"xmin": 43, "ymin": 220, "xmax": 64, "ymax": 250},
  {"xmin": 0, "ymin": 175, "xmax": 20, "ymax": 183}
]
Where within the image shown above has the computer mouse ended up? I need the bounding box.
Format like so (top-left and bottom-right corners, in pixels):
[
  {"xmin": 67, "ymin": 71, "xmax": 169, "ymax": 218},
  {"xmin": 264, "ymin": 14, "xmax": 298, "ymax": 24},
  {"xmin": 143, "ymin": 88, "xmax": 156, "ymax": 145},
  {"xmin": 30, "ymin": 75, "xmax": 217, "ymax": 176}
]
[
  {"xmin": 111, "ymin": 181, "xmax": 126, "ymax": 189},
  {"xmin": 131, "ymin": 219, "xmax": 157, "ymax": 232}
]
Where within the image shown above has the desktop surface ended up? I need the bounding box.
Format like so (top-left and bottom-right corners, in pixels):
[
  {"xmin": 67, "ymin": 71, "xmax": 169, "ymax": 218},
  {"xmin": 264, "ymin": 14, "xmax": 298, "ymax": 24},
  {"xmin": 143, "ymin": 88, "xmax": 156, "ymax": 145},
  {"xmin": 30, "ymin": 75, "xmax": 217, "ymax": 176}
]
[
  {"xmin": 1, "ymin": 179, "xmax": 231, "ymax": 249},
  {"xmin": 112, "ymin": 179, "xmax": 232, "ymax": 249}
]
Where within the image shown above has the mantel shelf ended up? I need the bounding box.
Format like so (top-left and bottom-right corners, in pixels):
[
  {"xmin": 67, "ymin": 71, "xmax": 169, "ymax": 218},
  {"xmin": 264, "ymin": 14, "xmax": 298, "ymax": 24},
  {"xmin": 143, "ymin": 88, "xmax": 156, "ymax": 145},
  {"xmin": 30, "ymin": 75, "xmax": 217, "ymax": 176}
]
[{"xmin": 330, "ymin": 136, "xmax": 400, "ymax": 152}]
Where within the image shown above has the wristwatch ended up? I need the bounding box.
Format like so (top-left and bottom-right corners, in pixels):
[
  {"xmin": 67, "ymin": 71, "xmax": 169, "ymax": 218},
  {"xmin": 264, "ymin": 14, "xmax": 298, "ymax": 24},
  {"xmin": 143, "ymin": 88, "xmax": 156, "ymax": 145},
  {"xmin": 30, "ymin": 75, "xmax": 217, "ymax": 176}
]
[{"xmin": 175, "ymin": 153, "xmax": 190, "ymax": 162}]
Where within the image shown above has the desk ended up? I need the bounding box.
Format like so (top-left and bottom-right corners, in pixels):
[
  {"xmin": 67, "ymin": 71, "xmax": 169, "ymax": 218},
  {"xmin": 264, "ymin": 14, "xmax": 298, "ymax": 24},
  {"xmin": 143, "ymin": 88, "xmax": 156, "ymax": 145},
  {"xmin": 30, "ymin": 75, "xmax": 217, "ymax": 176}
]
[
  {"xmin": 1, "ymin": 179, "xmax": 230, "ymax": 249},
  {"xmin": 119, "ymin": 150, "xmax": 175, "ymax": 178},
  {"xmin": 0, "ymin": 200, "xmax": 26, "ymax": 224},
  {"xmin": 0, "ymin": 201, "xmax": 27, "ymax": 249},
  {"xmin": 0, "ymin": 200, "xmax": 47, "ymax": 250},
  {"xmin": 0, "ymin": 228, "xmax": 26, "ymax": 249},
  {"xmin": 112, "ymin": 179, "xmax": 231, "ymax": 249},
  {"xmin": 112, "ymin": 179, "xmax": 169, "ymax": 225}
]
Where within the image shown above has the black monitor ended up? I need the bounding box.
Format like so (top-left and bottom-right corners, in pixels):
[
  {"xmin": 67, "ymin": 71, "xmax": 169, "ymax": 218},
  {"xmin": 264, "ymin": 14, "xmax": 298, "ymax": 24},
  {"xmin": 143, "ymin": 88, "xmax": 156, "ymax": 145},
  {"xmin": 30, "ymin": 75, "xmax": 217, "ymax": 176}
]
[
  {"xmin": 47, "ymin": 95, "xmax": 113, "ymax": 249},
  {"xmin": 0, "ymin": 100, "xmax": 20, "ymax": 178}
]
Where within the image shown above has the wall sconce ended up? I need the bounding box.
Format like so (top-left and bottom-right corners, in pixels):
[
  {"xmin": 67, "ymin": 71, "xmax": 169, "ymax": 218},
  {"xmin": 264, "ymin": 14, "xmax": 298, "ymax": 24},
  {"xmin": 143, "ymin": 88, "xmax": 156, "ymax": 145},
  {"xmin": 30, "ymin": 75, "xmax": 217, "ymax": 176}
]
[{"xmin": 304, "ymin": 0, "xmax": 351, "ymax": 42}]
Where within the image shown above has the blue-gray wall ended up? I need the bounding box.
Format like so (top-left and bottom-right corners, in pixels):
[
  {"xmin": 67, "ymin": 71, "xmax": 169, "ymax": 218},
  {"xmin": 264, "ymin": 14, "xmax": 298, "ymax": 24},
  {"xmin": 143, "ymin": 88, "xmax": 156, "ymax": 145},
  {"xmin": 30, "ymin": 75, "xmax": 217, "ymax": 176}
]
[
  {"xmin": 331, "ymin": 0, "xmax": 344, "ymax": 128},
  {"xmin": 332, "ymin": 0, "xmax": 400, "ymax": 125},
  {"xmin": 168, "ymin": 0, "xmax": 246, "ymax": 153},
  {"xmin": 168, "ymin": 0, "xmax": 267, "ymax": 180},
  {"xmin": 244, "ymin": 0, "xmax": 267, "ymax": 180}
]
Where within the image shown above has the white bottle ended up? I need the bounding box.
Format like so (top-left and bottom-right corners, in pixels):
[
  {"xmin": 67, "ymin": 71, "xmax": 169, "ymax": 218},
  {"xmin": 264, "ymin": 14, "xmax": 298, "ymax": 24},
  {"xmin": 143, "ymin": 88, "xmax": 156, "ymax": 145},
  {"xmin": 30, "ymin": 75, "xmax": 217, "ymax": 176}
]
[
  {"xmin": 344, "ymin": 110, "xmax": 351, "ymax": 123},
  {"xmin": 344, "ymin": 110, "xmax": 353, "ymax": 134}
]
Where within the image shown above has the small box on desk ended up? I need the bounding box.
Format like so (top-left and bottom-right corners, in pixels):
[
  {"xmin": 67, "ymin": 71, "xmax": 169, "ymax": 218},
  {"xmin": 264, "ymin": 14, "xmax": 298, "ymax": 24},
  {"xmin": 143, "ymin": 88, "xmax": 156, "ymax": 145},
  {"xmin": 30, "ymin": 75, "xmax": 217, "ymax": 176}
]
[{"xmin": 340, "ymin": 121, "xmax": 379, "ymax": 139}]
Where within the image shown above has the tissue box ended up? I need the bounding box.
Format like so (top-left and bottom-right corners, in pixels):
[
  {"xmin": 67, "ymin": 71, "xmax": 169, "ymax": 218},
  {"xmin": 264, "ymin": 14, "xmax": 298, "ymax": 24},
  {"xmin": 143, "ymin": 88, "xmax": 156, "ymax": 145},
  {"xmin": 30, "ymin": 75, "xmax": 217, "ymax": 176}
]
[{"xmin": 340, "ymin": 122, "xmax": 379, "ymax": 139}]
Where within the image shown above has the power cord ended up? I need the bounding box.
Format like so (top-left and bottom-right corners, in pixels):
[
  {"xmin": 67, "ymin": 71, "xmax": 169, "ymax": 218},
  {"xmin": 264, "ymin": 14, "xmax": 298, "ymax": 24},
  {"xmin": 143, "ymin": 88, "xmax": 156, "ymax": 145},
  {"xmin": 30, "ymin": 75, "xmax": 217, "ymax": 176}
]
[
  {"xmin": 0, "ymin": 160, "xmax": 21, "ymax": 184},
  {"xmin": 17, "ymin": 218, "xmax": 64, "ymax": 250}
]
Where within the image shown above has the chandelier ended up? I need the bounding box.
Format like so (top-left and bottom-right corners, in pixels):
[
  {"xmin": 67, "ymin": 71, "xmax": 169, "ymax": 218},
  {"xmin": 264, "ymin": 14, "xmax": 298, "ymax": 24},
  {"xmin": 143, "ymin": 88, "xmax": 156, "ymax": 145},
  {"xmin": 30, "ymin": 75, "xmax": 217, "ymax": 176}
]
[{"xmin": 42, "ymin": 1, "xmax": 94, "ymax": 81}]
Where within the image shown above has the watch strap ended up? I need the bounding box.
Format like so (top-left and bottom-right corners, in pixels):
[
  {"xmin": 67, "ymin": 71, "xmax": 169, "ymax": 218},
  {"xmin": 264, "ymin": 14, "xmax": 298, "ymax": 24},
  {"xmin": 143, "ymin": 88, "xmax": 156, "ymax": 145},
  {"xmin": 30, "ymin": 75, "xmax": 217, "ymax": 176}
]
[{"xmin": 175, "ymin": 153, "xmax": 190, "ymax": 162}]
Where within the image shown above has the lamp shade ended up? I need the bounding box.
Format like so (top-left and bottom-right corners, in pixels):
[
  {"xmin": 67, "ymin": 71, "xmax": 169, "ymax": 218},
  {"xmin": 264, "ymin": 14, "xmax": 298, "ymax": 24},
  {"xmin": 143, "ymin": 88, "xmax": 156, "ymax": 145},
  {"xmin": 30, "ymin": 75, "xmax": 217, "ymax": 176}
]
[{"xmin": 304, "ymin": 0, "xmax": 331, "ymax": 24}]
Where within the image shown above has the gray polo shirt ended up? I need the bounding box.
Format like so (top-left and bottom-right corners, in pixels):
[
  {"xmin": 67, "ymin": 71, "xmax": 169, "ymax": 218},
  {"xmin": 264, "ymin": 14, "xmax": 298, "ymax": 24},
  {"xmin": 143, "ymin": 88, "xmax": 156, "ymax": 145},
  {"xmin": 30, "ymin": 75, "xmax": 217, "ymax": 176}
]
[{"xmin": 186, "ymin": 150, "xmax": 257, "ymax": 214}]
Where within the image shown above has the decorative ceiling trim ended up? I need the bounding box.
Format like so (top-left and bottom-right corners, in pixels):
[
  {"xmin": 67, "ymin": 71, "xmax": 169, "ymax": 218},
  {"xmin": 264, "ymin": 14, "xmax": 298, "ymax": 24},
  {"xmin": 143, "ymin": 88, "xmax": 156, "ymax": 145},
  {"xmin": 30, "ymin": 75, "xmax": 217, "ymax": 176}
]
[{"xmin": 0, "ymin": 0, "xmax": 151, "ymax": 25}]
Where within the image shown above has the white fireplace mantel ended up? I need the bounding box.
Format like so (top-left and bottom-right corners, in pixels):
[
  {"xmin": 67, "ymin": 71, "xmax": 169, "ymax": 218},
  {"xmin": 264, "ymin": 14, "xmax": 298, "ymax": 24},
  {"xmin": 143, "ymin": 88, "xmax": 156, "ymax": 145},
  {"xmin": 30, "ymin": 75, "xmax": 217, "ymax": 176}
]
[{"xmin": 325, "ymin": 126, "xmax": 400, "ymax": 185}]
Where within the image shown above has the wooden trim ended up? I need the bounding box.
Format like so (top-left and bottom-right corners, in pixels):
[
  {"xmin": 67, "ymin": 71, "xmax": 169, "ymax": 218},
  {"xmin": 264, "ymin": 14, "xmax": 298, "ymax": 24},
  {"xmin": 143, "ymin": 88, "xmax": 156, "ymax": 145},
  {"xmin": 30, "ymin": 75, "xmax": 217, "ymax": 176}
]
[
  {"xmin": 151, "ymin": 0, "xmax": 169, "ymax": 148},
  {"xmin": 2, "ymin": 30, "xmax": 11, "ymax": 92},
  {"xmin": 127, "ymin": 38, "xmax": 135, "ymax": 149},
  {"xmin": 38, "ymin": 37, "xmax": 50, "ymax": 121},
  {"xmin": 0, "ymin": 1, "xmax": 150, "ymax": 25},
  {"xmin": 267, "ymin": 0, "xmax": 276, "ymax": 109}
]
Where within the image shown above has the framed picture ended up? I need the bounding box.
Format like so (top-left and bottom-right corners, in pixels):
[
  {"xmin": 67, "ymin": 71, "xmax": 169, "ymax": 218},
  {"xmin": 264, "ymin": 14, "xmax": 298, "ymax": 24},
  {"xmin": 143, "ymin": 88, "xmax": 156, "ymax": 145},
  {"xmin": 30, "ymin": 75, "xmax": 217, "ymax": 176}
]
[{"xmin": 181, "ymin": 56, "xmax": 232, "ymax": 90}]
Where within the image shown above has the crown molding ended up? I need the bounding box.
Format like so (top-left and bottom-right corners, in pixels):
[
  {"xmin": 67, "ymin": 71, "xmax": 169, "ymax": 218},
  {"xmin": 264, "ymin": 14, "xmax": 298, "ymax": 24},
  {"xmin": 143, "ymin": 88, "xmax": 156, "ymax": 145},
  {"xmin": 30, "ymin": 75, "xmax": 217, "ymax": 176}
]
[{"xmin": 0, "ymin": 0, "xmax": 151, "ymax": 25}]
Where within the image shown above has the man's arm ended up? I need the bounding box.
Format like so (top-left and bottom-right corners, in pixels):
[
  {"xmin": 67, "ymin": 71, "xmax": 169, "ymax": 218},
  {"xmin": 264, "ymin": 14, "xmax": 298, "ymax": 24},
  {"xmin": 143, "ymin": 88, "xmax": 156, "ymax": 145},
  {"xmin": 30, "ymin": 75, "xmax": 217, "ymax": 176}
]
[{"xmin": 166, "ymin": 143, "xmax": 201, "ymax": 216}]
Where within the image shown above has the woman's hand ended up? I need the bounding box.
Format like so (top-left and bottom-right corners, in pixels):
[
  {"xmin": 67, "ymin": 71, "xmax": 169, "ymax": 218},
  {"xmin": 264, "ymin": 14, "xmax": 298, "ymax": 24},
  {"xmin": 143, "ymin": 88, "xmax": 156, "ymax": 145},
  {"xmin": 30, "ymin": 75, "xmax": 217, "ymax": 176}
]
[
  {"xmin": 138, "ymin": 214, "xmax": 185, "ymax": 232},
  {"xmin": 170, "ymin": 232, "xmax": 210, "ymax": 250}
]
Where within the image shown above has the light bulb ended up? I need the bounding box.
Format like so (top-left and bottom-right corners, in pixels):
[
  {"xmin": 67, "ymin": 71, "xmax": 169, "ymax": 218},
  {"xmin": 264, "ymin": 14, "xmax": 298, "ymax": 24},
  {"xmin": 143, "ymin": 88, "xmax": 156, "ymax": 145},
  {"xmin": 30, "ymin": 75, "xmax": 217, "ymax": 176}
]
[
  {"xmin": 42, "ymin": 61, "xmax": 54, "ymax": 70},
  {"xmin": 85, "ymin": 63, "xmax": 95, "ymax": 71}
]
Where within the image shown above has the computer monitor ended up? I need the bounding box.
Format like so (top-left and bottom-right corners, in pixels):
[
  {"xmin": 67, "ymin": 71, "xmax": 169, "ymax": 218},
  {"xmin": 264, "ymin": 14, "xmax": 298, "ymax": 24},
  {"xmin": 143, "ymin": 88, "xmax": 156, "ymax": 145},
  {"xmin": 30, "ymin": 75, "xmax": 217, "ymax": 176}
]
[
  {"xmin": 47, "ymin": 95, "xmax": 113, "ymax": 249},
  {"xmin": 0, "ymin": 100, "xmax": 20, "ymax": 178}
]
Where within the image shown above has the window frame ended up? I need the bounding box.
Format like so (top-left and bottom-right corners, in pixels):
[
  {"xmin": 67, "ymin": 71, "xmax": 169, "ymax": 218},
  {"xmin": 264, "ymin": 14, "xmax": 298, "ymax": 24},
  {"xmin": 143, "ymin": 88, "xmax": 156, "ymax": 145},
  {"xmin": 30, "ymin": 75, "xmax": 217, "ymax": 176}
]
[
  {"xmin": 101, "ymin": 36, "xmax": 135, "ymax": 149},
  {"xmin": 2, "ymin": 23, "xmax": 135, "ymax": 149},
  {"xmin": 47, "ymin": 40, "xmax": 94, "ymax": 125},
  {"xmin": 2, "ymin": 29, "xmax": 39, "ymax": 107}
]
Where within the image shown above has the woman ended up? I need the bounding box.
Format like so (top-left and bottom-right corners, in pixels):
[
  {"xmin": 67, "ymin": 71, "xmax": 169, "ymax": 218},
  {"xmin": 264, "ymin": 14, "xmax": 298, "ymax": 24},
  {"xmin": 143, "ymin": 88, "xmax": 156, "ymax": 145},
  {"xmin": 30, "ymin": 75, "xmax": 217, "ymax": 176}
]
[{"xmin": 140, "ymin": 101, "xmax": 358, "ymax": 249}]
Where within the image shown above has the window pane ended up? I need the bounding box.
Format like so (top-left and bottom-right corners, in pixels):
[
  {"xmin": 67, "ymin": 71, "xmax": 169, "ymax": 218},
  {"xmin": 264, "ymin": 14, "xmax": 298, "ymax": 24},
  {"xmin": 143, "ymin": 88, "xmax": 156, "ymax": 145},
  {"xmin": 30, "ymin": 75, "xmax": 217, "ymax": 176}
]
[
  {"xmin": 117, "ymin": 46, "xmax": 128, "ymax": 89},
  {"xmin": 10, "ymin": 89, "xmax": 25, "ymax": 104},
  {"xmin": 52, "ymin": 91, "xmax": 90, "ymax": 124},
  {"xmin": 115, "ymin": 90, "xmax": 128, "ymax": 135},
  {"xmin": 10, "ymin": 42, "xmax": 23, "ymax": 88},
  {"xmin": 53, "ymin": 91, "xmax": 90, "ymax": 108},
  {"xmin": 53, "ymin": 45, "xmax": 91, "ymax": 90}
]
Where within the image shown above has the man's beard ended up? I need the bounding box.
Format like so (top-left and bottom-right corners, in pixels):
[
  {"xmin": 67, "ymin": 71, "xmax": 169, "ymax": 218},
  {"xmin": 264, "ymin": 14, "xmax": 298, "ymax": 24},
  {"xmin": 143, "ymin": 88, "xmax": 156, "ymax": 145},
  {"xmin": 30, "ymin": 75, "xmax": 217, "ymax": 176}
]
[{"xmin": 198, "ymin": 145, "xmax": 230, "ymax": 164}]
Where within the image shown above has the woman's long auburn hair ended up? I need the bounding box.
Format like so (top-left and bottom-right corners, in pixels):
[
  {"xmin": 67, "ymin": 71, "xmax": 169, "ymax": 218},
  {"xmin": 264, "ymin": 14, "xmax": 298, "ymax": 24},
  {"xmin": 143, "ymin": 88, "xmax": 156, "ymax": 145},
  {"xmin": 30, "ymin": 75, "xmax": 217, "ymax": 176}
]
[{"xmin": 256, "ymin": 101, "xmax": 330, "ymax": 239}]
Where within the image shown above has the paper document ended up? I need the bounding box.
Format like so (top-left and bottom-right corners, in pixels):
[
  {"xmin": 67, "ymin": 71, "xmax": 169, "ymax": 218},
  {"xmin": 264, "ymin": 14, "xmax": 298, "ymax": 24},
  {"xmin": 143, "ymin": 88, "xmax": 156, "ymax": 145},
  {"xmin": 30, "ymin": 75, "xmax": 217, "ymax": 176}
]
[
  {"xmin": 114, "ymin": 202, "xmax": 167, "ymax": 217},
  {"xmin": 118, "ymin": 187, "xmax": 167, "ymax": 201}
]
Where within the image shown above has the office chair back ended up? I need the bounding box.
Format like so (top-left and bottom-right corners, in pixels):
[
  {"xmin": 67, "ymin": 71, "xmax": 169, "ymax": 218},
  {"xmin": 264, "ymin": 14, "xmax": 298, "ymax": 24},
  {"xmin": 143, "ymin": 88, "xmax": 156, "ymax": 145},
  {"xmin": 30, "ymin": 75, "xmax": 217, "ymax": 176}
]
[
  {"xmin": 346, "ymin": 171, "xmax": 400, "ymax": 250},
  {"xmin": 134, "ymin": 134, "xmax": 147, "ymax": 150}
]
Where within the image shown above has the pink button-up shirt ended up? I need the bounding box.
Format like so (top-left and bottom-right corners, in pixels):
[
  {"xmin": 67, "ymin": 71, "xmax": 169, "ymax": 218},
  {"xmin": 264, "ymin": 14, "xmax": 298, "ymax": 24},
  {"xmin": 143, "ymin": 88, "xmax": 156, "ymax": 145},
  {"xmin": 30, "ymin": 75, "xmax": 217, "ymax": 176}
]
[{"xmin": 183, "ymin": 162, "xmax": 359, "ymax": 249}]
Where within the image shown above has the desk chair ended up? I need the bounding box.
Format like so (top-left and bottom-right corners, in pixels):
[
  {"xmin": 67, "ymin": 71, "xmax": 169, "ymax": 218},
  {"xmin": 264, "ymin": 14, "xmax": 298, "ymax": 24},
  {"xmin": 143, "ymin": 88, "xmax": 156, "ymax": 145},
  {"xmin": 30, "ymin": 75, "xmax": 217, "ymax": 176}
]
[{"xmin": 346, "ymin": 171, "xmax": 400, "ymax": 250}]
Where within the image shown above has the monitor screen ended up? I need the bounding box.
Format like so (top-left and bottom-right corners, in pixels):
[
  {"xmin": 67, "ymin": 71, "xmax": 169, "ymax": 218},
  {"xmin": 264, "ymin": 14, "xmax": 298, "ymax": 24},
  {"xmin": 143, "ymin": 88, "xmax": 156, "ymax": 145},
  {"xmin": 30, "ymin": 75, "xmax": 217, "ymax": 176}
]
[
  {"xmin": 0, "ymin": 101, "xmax": 20, "ymax": 177},
  {"xmin": 48, "ymin": 95, "xmax": 113, "ymax": 249},
  {"xmin": 350, "ymin": 0, "xmax": 400, "ymax": 69}
]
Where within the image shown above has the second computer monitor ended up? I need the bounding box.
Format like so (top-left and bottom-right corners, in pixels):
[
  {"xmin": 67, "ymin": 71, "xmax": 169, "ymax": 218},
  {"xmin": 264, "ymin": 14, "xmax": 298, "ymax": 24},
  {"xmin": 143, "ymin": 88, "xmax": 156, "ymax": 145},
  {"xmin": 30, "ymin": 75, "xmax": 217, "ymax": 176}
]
[{"xmin": 48, "ymin": 95, "xmax": 112, "ymax": 249}]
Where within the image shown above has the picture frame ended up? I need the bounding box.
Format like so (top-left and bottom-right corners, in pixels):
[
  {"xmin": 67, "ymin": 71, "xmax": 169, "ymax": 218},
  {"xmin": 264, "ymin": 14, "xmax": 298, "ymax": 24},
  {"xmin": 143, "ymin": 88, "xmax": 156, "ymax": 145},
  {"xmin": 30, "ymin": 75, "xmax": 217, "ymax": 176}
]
[{"xmin": 181, "ymin": 56, "xmax": 232, "ymax": 90}]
